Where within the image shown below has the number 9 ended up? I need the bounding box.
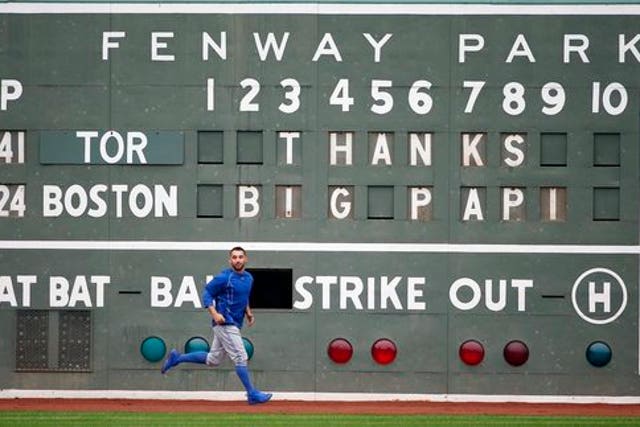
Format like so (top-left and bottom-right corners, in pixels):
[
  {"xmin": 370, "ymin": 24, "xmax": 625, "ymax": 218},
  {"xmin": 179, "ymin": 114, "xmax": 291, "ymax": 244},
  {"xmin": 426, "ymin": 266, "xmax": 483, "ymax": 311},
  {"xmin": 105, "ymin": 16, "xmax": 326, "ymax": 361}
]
[{"xmin": 541, "ymin": 82, "xmax": 565, "ymax": 116}]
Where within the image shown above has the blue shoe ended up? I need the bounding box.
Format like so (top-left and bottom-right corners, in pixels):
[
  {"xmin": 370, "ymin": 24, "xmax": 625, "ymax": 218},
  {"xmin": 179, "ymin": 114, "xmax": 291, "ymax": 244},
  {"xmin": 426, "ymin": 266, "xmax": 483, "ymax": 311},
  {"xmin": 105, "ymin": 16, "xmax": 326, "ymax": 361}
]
[
  {"xmin": 161, "ymin": 349, "xmax": 180, "ymax": 374},
  {"xmin": 247, "ymin": 390, "xmax": 272, "ymax": 405}
]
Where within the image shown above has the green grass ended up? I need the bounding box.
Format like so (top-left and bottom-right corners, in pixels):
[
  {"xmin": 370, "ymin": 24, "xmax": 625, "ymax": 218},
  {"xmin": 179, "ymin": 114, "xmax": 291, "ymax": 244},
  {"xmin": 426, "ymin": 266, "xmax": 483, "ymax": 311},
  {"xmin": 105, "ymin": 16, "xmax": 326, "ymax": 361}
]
[{"xmin": 0, "ymin": 412, "xmax": 639, "ymax": 427}]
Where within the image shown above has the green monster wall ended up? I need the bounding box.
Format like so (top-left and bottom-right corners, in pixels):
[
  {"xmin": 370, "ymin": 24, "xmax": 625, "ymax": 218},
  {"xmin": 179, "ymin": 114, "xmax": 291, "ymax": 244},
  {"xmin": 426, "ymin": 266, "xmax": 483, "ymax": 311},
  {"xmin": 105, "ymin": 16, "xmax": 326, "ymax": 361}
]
[{"xmin": 0, "ymin": 1, "xmax": 639, "ymax": 397}]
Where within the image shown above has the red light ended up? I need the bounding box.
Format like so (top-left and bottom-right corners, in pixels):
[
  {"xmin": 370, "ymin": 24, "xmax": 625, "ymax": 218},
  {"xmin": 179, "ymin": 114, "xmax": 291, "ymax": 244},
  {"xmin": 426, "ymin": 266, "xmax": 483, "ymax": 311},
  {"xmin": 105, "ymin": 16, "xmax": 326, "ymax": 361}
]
[
  {"xmin": 503, "ymin": 340, "xmax": 529, "ymax": 366},
  {"xmin": 371, "ymin": 338, "xmax": 397, "ymax": 365},
  {"xmin": 459, "ymin": 339, "xmax": 484, "ymax": 366},
  {"xmin": 327, "ymin": 338, "xmax": 353, "ymax": 364}
]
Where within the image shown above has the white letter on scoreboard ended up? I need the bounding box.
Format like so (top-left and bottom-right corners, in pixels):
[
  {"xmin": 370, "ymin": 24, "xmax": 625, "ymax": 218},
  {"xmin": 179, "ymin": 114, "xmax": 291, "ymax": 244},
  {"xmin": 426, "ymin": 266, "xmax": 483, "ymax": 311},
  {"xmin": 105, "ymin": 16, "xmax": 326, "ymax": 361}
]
[
  {"xmin": 449, "ymin": 278, "xmax": 481, "ymax": 310},
  {"xmin": 340, "ymin": 276, "xmax": 364, "ymax": 310},
  {"xmin": 407, "ymin": 277, "xmax": 426, "ymax": 310},
  {"xmin": 19, "ymin": 275, "xmax": 36, "ymax": 307},
  {"xmin": 68, "ymin": 276, "xmax": 92, "ymax": 307},
  {"xmin": 410, "ymin": 187, "xmax": 432, "ymax": 220},
  {"xmin": 253, "ymin": 32, "xmax": 290, "ymax": 61},
  {"xmin": 506, "ymin": 34, "xmax": 536, "ymax": 63},
  {"xmin": 151, "ymin": 32, "xmax": 175, "ymax": 62},
  {"xmin": 92, "ymin": 275, "xmax": 109, "ymax": 308},
  {"xmin": 462, "ymin": 133, "xmax": 484, "ymax": 166},
  {"xmin": 564, "ymin": 34, "xmax": 590, "ymax": 63},
  {"xmin": 589, "ymin": 281, "xmax": 611, "ymax": 313},
  {"xmin": 150, "ymin": 276, "xmax": 173, "ymax": 308},
  {"xmin": 102, "ymin": 31, "xmax": 126, "ymax": 61},
  {"xmin": 0, "ymin": 276, "xmax": 18, "ymax": 307},
  {"xmin": 459, "ymin": 34, "xmax": 484, "ymax": 63},
  {"xmin": 202, "ymin": 31, "xmax": 227, "ymax": 60},
  {"xmin": 174, "ymin": 276, "xmax": 202, "ymax": 308},
  {"xmin": 619, "ymin": 34, "xmax": 640, "ymax": 63},
  {"xmin": 293, "ymin": 276, "xmax": 314, "ymax": 310},
  {"xmin": 238, "ymin": 185, "xmax": 260, "ymax": 218},
  {"xmin": 127, "ymin": 132, "xmax": 148, "ymax": 164},
  {"xmin": 503, "ymin": 134, "xmax": 525, "ymax": 167},
  {"xmin": 363, "ymin": 33, "xmax": 392, "ymax": 63},
  {"xmin": 1, "ymin": 79, "xmax": 23, "ymax": 111},
  {"xmin": 77, "ymin": 131, "xmax": 99, "ymax": 163},
  {"xmin": 330, "ymin": 132, "xmax": 353, "ymax": 165},
  {"xmin": 43, "ymin": 185, "xmax": 64, "ymax": 217},
  {"xmin": 512, "ymin": 279, "xmax": 533, "ymax": 312},
  {"xmin": 279, "ymin": 132, "xmax": 300, "ymax": 165},
  {"xmin": 312, "ymin": 33, "xmax": 342, "ymax": 62},
  {"xmin": 371, "ymin": 133, "xmax": 392, "ymax": 165},
  {"xmin": 329, "ymin": 187, "xmax": 352, "ymax": 219},
  {"xmin": 317, "ymin": 276, "xmax": 337, "ymax": 309},
  {"xmin": 502, "ymin": 188, "xmax": 524, "ymax": 220},
  {"xmin": 99, "ymin": 131, "xmax": 125, "ymax": 164},
  {"xmin": 206, "ymin": 78, "xmax": 215, "ymax": 111},
  {"xmin": 409, "ymin": 133, "xmax": 432, "ymax": 166},
  {"xmin": 462, "ymin": 188, "xmax": 484, "ymax": 221},
  {"xmin": 380, "ymin": 276, "xmax": 402, "ymax": 310},
  {"xmin": 49, "ymin": 276, "xmax": 70, "ymax": 307}
]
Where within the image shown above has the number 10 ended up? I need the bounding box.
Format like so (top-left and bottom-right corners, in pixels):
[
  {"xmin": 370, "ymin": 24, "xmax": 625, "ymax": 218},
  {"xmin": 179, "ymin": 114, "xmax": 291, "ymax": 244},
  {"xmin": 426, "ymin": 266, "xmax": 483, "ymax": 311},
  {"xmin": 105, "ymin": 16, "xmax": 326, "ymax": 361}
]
[{"xmin": 592, "ymin": 82, "xmax": 628, "ymax": 115}]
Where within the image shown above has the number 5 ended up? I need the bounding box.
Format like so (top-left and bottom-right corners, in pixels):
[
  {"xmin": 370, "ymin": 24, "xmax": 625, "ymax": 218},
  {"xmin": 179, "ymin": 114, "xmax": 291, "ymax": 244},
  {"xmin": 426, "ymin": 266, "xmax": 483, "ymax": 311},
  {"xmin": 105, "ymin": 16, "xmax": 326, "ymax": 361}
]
[{"xmin": 371, "ymin": 80, "xmax": 393, "ymax": 115}]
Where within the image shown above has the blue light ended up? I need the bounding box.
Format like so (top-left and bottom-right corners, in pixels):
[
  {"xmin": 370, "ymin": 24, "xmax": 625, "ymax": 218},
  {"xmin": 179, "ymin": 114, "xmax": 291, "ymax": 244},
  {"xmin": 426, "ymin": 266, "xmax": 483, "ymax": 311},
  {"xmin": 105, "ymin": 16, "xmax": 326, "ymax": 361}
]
[
  {"xmin": 140, "ymin": 336, "xmax": 166, "ymax": 363},
  {"xmin": 185, "ymin": 336, "xmax": 210, "ymax": 353},
  {"xmin": 243, "ymin": 337, "xmax": 254, "ymax": 360},
  {"xmin": 586, "ymin": 341, "xmax": 612, "ymax": 367}
]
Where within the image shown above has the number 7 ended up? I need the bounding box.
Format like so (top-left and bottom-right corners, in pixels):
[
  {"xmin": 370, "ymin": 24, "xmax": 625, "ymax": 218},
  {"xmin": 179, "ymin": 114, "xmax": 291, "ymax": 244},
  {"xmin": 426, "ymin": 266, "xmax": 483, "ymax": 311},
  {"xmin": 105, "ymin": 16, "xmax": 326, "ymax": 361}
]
[{"xmin": 462, "ymin": 81, "xmax": 485, "ymax": 113}]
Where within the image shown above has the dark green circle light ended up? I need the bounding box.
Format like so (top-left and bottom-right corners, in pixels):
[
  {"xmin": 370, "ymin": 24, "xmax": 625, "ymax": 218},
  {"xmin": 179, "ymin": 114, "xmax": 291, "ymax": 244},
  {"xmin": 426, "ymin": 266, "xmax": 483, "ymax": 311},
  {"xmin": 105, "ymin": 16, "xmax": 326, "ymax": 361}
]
[
  {"xmin": 586, "ymin": 341, "xmax": 612, "ymax": 367},
  {"xmin": 185, "ymin": 336, "xmax": 210, "ymax": 353},
  {"xmin": 140, "ymin": 336, "xmax": 166, "ymax": 363}
]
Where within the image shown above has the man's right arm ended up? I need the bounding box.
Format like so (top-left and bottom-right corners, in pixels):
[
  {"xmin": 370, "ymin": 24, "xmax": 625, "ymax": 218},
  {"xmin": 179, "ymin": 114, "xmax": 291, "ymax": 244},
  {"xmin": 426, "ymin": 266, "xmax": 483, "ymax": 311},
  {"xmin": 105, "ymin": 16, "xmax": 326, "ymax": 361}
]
[
  {"xmin": 203, "ymin": 275, "xmax": 226, "ymax": 325},
  {"xmin": 207, "ymin": 305, "xmax": 226, "ymax": 325}
]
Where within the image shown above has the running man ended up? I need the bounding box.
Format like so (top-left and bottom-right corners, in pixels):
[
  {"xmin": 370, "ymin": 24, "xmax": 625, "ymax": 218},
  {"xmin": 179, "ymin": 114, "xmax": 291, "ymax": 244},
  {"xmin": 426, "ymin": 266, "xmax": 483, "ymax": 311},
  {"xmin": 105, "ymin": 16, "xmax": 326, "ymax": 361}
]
[{"xmin": 161, "ymin": 246, "xmax": 272, "ymax": 405}]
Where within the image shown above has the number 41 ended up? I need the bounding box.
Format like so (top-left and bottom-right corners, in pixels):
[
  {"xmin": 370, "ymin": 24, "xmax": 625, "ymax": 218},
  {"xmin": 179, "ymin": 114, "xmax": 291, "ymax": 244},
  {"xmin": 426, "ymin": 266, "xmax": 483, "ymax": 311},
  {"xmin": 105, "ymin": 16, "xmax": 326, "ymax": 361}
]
[{"xmin": 0, "ymin": 131, "xmax": 25, "ymax": 164}]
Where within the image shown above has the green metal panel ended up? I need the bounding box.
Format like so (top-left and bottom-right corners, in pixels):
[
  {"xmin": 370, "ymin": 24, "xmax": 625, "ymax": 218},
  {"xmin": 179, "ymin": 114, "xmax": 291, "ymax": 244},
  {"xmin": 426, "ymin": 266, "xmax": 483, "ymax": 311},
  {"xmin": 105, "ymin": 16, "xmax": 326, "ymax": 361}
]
[
  {"xmin": 0, "ymin": 4, "xmax": 639, "ymax": 397},
  {"xmin": 197, "ymin": 131, "xmax": 224, "ymax": 164}
]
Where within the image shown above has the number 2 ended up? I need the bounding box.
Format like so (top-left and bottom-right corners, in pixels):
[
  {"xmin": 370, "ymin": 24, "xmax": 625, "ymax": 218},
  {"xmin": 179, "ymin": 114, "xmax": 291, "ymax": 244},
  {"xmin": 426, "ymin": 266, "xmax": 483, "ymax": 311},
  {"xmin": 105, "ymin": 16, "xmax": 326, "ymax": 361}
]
[{"xmin": 240, "ymin": 78, "xmax": 260, "ymax": 112}]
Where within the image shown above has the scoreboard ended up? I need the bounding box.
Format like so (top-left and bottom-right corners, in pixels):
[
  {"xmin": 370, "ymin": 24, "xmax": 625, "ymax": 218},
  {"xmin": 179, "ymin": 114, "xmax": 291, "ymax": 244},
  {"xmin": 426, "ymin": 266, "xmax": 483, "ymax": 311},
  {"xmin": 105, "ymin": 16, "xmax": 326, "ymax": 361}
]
[{"xmin": 1, "ymin": 1, "xmax": 639, "ymax": 398}]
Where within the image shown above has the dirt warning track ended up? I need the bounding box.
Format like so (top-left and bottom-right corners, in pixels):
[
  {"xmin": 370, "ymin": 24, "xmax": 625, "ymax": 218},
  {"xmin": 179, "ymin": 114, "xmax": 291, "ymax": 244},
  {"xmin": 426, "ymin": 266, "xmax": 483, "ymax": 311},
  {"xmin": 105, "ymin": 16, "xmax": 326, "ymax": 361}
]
[{"xmin": 1, "ymin": 398, "xmax": 640, "ymax": 417}]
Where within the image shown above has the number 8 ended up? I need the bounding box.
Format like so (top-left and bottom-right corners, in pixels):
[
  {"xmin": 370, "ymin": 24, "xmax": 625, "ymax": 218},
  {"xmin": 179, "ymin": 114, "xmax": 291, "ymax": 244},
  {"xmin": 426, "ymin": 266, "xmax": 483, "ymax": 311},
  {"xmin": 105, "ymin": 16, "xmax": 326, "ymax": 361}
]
[{"xmin": 502, "ymin": 82, "xmax": 525, "ymax": 116}]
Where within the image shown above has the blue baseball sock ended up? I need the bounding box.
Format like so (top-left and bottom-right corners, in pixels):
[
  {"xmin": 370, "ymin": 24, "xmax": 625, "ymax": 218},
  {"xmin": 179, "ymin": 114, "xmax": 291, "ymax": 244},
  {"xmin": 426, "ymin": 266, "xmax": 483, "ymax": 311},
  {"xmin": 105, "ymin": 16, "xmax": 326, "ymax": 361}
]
[
  {"xmin": 177, "ymin": 351, "xmax": 207, "ymax": 364},
  {"xmin": 235, "ymin": 365, "xmax": 255, "ymax": 393}
]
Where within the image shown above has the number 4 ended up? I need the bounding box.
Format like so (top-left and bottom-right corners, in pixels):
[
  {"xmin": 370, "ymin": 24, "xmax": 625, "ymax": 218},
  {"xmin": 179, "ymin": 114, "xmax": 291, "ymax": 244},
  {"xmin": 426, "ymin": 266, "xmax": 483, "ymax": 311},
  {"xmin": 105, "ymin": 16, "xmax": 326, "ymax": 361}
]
[{"xmin": 330, "ymin": 79, "xmax": 354, "ymax": 112}]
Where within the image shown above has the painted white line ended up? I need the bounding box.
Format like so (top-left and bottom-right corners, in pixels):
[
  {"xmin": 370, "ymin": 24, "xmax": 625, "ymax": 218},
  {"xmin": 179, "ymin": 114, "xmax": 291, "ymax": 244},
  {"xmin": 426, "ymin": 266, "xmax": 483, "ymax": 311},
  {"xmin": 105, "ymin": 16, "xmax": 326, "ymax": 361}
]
[
  {"xmin": 0, "ymin": 240, "xmax": 639, "ymax": 254},
  {"xmin": 2, "ymin": 3, "xmax": 640, "ymax": 15},
  {"xmin": 1, "ymin": 389, "xmax": 640, "ymax": 404}
]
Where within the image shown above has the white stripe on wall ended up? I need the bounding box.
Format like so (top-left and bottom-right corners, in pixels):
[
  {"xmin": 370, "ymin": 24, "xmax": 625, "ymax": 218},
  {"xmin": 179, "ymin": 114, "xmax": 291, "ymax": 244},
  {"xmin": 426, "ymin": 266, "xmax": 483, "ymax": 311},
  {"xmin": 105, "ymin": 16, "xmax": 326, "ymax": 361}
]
[
  {"xmin": 0, "ymin": 240, "xmax": 639, "ymax": 254},
  {"xmin": 2, "ymin": 3, "xmax": 640, "ymax": 15},
  {"xmin": 1, "ymin": 389, "xmax": 640, "ymax": 404}
]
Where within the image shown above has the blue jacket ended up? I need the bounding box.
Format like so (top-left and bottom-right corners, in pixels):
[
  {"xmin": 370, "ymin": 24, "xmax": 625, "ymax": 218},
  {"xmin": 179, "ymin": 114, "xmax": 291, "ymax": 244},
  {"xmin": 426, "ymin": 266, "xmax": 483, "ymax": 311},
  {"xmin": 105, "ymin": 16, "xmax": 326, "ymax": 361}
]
[{"xmin": 202, "ymin": 268, "xmax": 253, "ymax": 328}]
